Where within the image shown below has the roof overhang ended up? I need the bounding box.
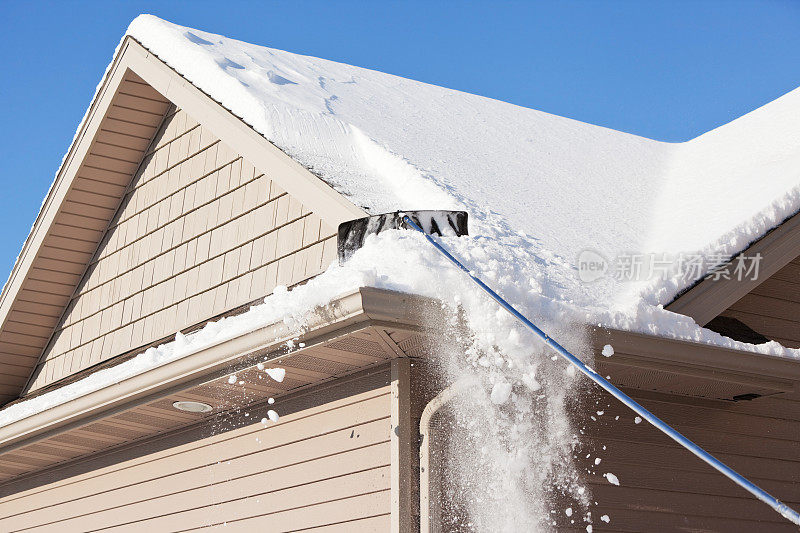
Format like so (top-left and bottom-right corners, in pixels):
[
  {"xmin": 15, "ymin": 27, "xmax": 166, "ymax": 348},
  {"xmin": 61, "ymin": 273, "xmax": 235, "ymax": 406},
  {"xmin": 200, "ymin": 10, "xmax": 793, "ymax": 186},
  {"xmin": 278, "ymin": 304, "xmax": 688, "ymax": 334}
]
[
  {"xmin": 0, "ymin": 287, "xmax": 435, "ymax": 483},
  {"xmin": 594, "ymin": 328, "xmax": 800, "ymax": 400},
  {"xmin": 666, "ymin": 209, "xmax": 800, "ymax": 326},
  {"xmin": 2, "ymin": 284, "xmax": 799, "ymax": 484}
]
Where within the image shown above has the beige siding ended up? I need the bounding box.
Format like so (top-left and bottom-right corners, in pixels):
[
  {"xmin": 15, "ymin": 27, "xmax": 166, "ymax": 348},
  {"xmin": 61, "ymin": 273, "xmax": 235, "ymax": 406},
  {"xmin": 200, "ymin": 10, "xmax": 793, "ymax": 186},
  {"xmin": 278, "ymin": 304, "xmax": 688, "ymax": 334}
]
[
  {"xmin": 28, "ymin": 108, "xmax": 338, "ymax": 391},
  {"xmin": 0, "ymin": 375, "xmax": 391, "ymax": 531}
]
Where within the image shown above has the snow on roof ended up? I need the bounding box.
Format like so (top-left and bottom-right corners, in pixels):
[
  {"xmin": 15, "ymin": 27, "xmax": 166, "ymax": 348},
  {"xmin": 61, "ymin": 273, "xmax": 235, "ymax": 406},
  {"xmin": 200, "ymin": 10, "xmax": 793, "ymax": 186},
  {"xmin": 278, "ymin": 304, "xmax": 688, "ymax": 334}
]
[
  {"xmin": 127, "ymin": 15, "xmax": 800, "ymax": 294},
  {"xmin": 128, "ymin": 15, "xmax": 674, "ymax": 265},
  {"xmin": 122, "ymin": 16, "xmax": 800, "ymax": 359}
]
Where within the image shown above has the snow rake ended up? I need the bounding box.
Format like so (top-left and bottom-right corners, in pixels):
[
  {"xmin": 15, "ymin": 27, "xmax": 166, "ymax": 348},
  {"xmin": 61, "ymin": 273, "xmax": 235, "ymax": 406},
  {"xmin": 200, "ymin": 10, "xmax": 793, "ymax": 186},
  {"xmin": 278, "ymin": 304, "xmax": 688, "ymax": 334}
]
[
  {"xmin": 337, "ymin": 210, "xmax": 468, "ymax": 263},
  {"xmin": 337, "ymin": 210, "xmax": 800, "ymax": 526}
]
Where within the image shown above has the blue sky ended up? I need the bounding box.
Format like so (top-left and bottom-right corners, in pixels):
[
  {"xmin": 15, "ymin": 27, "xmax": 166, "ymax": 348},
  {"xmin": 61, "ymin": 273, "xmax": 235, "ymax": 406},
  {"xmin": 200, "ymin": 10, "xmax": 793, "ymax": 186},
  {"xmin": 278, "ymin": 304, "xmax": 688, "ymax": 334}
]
[{"xmin": 1, "ymin": 1, "xmax": 799, "ymax": 278}]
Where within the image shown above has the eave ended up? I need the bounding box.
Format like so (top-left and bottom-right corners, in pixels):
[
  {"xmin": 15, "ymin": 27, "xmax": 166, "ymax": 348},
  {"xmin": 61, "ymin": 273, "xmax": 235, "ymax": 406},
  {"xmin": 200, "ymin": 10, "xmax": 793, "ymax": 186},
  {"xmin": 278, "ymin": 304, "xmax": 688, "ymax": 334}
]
[
  {"xmin": 594, "ymin": 328, "xmax": 800, "ymax": 400},
  {"xmin": 0, "ymin": 287, "xmax": 433, "ymax": 484},
  {"xmin": 2, "ymin": 284, "xmax": 799, "ymax": 485},
  {"xmin": 666, "ymin": 210, "xmax": 800, "ymax": 327}
]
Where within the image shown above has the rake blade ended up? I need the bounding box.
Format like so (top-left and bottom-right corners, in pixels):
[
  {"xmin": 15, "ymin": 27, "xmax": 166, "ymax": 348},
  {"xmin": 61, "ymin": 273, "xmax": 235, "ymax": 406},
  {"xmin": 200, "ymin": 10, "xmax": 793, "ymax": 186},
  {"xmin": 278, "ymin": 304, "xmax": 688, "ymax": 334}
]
[{"xmin": 337, "ymin": 210, "xmax": 468, "ymax": 264}]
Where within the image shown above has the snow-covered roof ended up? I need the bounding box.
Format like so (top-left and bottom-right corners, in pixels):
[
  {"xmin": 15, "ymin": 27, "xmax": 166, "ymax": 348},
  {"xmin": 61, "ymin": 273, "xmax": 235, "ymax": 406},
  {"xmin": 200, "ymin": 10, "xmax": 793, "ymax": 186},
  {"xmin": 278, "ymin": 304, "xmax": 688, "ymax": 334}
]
[
  {"xmin": 128, "ymin": 15, "xmax": 800, "ymax": 279},
  {"xmin": 2, "ymin": 12, "xmax": 797, "ymax": 405}
]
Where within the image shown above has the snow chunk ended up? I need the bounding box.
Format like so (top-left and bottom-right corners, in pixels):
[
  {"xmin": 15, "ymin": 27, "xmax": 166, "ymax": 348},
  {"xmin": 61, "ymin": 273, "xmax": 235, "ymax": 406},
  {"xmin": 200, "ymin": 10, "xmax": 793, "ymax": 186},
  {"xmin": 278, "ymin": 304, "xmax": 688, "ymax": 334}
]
[
  {"xmin": 604, "ymin": 473, "xmax": 620, "ymax": 486},
  {"xmin": 174, "ymin": 331, "xmax": 188, "ymax": 350},
  {"xmin": 522, "ymin": 372, "xmax": 541, "ymax": 391},
  {"xmin": 267, "ymin": 410, "xmax": 280, "ymax": 422},
  {"xmin": 490, "ymin": 382, "xmax": 513, "ymax": 405},
  {"xmin": 601, "ymin": 344, "xmax": 614, "ymax": 357},
  {"xmin": 601, "ymin": 515, "xmax": 610, "ymax": 523},
  {"xmin": 227, "ymin": 375, "xmax": 237, "ymax": 385},
  {"xmin": 634, "ymin": 416, "xmax": 642, "ymax": 424},
  {"xmin": 265, "ymin": 368, "xmax": 286, "ymax": 382}
]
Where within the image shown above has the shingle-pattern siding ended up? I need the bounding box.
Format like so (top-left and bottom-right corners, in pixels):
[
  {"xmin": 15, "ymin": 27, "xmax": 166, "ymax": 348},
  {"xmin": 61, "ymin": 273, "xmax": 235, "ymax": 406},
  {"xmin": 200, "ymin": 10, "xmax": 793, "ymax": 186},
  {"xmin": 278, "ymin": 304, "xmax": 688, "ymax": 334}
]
[
  {"xmin": 0, "ymin": 71, "xmax": 172, "ymax": 404},
  {"xmin": 28, "ymin": 108, "xmax": 337, "ymax": 391}
]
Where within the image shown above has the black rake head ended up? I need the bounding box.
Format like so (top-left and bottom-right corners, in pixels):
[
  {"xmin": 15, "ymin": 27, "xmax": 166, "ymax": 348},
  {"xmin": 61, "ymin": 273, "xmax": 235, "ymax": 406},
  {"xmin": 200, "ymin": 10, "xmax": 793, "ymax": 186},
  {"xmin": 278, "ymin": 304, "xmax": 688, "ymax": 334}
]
[{"xmin": 337, "ymin": 210, "xmax": 468, "ymax": 264}]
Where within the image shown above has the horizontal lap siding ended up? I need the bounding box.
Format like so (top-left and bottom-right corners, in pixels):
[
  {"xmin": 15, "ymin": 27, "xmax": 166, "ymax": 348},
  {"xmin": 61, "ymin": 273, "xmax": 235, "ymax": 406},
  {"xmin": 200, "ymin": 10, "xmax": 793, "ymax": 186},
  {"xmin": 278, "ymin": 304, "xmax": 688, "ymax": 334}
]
[
  {"xmin": 720, "ymin": 257, "xmax": 800, "ymax": 348},
  {"xmin": 580, "ymin": 389, "xmax": 800, "ymax": 532},
  {"xmin": 0, "ymin": 386, "xmax": 391, "ymax": 531},
  {"xmin": 28, "ymin": 108, "xmax": 338, "ymax": 391}
]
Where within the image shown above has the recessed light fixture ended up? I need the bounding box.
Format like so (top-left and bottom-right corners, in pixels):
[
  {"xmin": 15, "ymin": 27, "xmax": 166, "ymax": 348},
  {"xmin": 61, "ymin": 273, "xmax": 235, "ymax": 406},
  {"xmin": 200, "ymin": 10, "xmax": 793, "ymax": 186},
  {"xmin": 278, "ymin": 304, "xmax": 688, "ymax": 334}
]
[{"xmin": 172, "ymin": 400, "xmax": 213, "ymax": 413}]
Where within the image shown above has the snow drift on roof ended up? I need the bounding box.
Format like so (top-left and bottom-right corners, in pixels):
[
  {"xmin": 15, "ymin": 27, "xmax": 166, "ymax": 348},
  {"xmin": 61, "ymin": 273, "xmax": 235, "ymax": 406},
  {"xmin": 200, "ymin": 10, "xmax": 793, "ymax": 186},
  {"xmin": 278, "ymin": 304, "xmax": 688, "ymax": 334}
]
[
  {"xmin": 127, "ymin": 15, "xmax": 800, "ymax": 301},
  {"xmin": 127, "ymin": 15, "xmax": 674, "ymax": 266}
]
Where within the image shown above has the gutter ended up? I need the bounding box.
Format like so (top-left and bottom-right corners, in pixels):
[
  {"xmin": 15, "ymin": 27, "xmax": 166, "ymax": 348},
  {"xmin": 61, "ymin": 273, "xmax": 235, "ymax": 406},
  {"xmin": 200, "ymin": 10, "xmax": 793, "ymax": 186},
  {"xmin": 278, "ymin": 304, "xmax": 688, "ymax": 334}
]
[
  {"xmin": 0, "ymin": 287, "xmax": 429, "ymax": 454},
  {"xmin": 595, "ymin": 328, "xmax": 800, "ymax": 393}
]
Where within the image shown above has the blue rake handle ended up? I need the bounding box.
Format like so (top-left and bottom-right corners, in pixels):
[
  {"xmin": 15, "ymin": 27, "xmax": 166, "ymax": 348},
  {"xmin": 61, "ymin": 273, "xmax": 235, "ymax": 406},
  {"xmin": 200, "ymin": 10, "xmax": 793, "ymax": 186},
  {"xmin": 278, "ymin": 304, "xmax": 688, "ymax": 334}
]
[{"xmin": 402, "ymin": 215, "xmax": 800, "ymax": 526}]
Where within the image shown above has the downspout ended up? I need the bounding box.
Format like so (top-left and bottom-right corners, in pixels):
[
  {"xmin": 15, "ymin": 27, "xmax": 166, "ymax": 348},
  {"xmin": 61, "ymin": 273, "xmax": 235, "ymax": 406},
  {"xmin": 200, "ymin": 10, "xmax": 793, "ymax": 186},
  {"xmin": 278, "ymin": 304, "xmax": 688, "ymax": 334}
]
[{"xmin": 419, "ymin": 377, "xmax": 477, "ymax": 533}]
